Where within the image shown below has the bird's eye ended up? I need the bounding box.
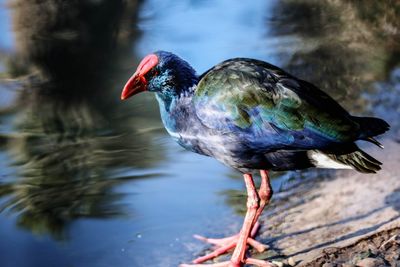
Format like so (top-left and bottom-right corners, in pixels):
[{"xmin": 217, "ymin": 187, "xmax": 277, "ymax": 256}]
[{"xmin": 145, "ymin": 68, "xmax": 159, "ymax": 80}]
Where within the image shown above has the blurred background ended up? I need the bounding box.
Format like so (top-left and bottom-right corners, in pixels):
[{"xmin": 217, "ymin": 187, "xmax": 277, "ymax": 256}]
[{"xmin": 0, "ymin": 0, "xmax": 399, "ymax": 266}]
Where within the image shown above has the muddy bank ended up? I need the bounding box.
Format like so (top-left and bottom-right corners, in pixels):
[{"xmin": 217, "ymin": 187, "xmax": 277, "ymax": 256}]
[{"xmin": 303, "ymin": 226, "xmax": 400, "ymax": 267}]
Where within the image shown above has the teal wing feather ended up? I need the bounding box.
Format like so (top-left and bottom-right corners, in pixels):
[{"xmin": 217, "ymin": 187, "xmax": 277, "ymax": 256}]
[{"xmin": 193, "ymin": 58, "xmax": 360, "ymax": 149}]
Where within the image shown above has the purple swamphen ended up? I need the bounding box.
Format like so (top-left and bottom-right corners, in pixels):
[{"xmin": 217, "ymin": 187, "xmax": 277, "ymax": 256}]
[{"xmin": 121, "ymin": 51, "xmax": 389, "ymax": 267}]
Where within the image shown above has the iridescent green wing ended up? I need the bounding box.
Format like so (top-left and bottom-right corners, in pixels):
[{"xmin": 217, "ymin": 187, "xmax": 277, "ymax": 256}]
[{"xmin": 193, "ymin": 58, "xmax": 359, "ymax": 144}]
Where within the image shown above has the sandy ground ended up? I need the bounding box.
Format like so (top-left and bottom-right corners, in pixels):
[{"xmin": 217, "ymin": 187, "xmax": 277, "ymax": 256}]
[{"xmin": 253, "ymin": 137, "xmax": 400, "ymax": 266}]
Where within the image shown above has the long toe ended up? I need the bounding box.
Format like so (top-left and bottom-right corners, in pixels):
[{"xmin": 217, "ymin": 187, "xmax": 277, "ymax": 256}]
[
  {"xmin": 193, "ymin": 220, "xmax": 263, "ymax": 254},
  {"xmin": 180, "ymin": 261, "xmax": 231, "ymax": 267},
  {"xmin": 193, "ymin": 240, "xmax": 236, "ymax": 263},
  {"xmin": 192, "ymin": 236, "xmax": 268, "ymax": 264},
  {"xmin": 193, "ymin": 233, "xmax": 238, "ymax": 247},
  {"xmin": 180, "ymin": 258, "xmax": 277, "ymax": 267},
  {"xmin": 245, "ymin": 258, "xmax": 277, "ymax": 267}
]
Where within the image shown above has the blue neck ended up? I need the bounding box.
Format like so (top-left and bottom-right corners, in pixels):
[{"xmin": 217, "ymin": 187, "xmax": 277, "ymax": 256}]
[
  {"xmin": 155, "ymin": 68, "xmax": 198, "ymax": 110},
  {"xmin": 155, "ymin": 81, "xmax": 197, "ymax": 136}
]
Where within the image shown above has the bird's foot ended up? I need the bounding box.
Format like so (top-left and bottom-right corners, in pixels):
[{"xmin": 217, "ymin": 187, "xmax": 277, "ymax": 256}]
[
  {"xmin": 194, "ymin": 233, "xmax": 267, "ymax": 251},
  {"xmin": 180, "ymin": 258, "xmax": 276, "ymax": 267},
  {"xmin": 192, "ymin": 234, "xmax": 267, "ymax": 263},
  {"xmin": 191, "ymin": 221, "xmax": 267, "ymax": 264}
]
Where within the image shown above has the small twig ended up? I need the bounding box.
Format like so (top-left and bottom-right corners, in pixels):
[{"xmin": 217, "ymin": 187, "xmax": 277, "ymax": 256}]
[{"xmin": 379, "ymin": 234, "xmax": 399, "ymax": 249}]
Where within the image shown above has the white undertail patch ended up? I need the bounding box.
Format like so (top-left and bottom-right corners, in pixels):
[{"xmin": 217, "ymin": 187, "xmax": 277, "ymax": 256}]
[{"xmin": 308, "ymin": 150, "xmax": 353, "ymax": 169}]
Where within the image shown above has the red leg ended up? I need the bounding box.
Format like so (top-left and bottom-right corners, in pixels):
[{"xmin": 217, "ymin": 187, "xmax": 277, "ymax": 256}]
[
  {"xmin": 229, "ymin": 173, "xmax": 260, "ymax": 266},
  {"xmin": 181, "ymin": 171, "xmax": 274, "ymax": 267},
  {"xmin": 253, "ymin": 170, "xmax": 273, "ymax": 226}
]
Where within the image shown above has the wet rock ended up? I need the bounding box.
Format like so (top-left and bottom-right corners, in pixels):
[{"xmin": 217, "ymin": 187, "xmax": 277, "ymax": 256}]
[
  {"xmin": 271, "ymin": 260, "xmax": 284, "ymax": 267},
  {"xmin": 356, "ymin": 257, "xmax": 386, "ymax": 267},
  {"xmin": 287, "ymin": 257, "xmax": 296, "ymax": 266}
]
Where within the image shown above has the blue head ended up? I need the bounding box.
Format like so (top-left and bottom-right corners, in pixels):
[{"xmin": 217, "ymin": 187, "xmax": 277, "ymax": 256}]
[{"xmin": 121, "ymin": 51, "xmax": 198, "ymax": 101}]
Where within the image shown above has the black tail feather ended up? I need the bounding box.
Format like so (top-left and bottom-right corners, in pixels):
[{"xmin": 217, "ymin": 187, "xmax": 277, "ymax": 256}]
[{"xmin": 354, "ymin": 116, "xmax": 390, "ymax": 139}]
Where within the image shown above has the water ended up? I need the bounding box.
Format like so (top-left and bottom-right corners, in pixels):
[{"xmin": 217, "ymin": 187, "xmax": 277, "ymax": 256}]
[{"xmin": 0, "ymin": 1, "xmax": 399, "ymax": 267}]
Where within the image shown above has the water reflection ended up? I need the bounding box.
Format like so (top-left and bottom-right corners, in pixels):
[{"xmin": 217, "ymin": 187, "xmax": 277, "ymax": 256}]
[
  {"xmin": 0, "ymin": 0, "xmax": 166, "ymax": 238},
  {"xmin": 271, "ymin": 0, "xmax": 400, "ymax": 114}
]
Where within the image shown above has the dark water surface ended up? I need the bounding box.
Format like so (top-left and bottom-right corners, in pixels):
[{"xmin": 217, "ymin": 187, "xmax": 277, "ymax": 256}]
[{"xmin": 0, "ymin": 1, "xmax": 399, "ymax": 266}]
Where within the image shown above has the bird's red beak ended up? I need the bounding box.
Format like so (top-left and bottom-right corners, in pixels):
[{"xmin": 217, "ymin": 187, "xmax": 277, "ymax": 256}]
[
  {"xmin": 121, "ymin": 73, "xmax": 147, "ymax": 100},
  {"xmin": 121, "ymin": 54, "xmax": 159, "ymax": 100}
]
